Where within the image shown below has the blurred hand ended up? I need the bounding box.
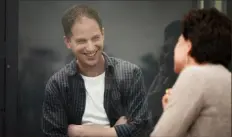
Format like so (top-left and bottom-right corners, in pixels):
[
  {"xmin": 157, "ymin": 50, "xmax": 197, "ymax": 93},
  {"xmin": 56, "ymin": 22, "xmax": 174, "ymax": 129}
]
[
  {"xmin": 114, "ymin": 116, "xmax": 127, "ymax": 126},
  {"xmin": 68, "ymin": 124, "xmax": 105, "ymax": 137},
  {"xmin": 68, "ymin": 124, "xmax": 84, "ymax": 137},
  {"xmin": 68, "ymin": 124, "xmax": 117, "ymax": 137},
  {"xmin": 162, "ymin": 88, "xmax": 172, "ymax": 109}
]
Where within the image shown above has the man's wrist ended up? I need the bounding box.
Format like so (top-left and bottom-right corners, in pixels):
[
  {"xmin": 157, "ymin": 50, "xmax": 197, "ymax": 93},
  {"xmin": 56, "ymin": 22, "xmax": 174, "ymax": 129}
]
[
  {"xmin": 105, "ymin": 127, "xmax": 117, "ymax": 137},
  {"xmin": 81, "ymin": 125, "xmax": 117, "ymax": 137}
]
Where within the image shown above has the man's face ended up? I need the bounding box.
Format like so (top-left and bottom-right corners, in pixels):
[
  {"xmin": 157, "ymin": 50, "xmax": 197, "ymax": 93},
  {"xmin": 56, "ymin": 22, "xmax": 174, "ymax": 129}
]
[{"xmin": 65, "ymin": 16, "xmax": 104, "ymax": 67}]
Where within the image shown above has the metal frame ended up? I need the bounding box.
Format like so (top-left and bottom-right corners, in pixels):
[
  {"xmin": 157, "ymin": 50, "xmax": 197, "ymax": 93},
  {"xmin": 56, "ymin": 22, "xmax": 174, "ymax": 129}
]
[
  {"xmin": 5, "ymin": 0, "xmax": 19, "ymax": 136},
  {"xmin": 0, "ymin": 0, "xmax": 6, "ymax": 136}
]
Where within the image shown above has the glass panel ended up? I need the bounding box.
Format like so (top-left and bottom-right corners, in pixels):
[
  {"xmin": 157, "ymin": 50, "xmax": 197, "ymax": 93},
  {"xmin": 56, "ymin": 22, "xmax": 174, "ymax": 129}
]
[{"xmin": 18, "ymin": 1, "xmax": 195, "ymax": 136}]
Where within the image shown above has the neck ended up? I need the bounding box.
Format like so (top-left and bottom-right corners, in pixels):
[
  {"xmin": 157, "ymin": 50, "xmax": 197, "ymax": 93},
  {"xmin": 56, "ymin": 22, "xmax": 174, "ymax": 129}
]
[
  {"xmin": 77, "ymin": 55, "xmax": 105, "ymax": 77},
  {"xmin": 185, "ymin": 57, "xmax": 208, "ymax": 68}
]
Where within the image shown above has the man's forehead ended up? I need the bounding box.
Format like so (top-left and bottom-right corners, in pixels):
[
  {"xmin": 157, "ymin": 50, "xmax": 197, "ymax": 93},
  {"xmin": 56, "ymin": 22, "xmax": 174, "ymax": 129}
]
[{"xmin": 71, "ymin": 18, "xmax": 101, "ymax": 36}]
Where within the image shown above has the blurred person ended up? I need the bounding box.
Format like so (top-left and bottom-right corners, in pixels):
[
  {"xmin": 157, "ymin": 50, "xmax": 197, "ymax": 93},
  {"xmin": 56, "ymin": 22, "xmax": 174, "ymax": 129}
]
[
  {"xmin": 150, "ymin": 8, "xmax": 231, "ymax": 137},
  {"xmin": 41, "ymin": 4, "xmax": 152, "ymax": 137},
  {"xmin": 147, "ymin": 20, "xmax": 181, "ymax": 125}
]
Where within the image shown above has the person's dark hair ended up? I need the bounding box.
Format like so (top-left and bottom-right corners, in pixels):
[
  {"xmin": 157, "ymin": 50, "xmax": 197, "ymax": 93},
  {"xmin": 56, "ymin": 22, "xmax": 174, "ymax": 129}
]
[
  {"xmin": 164, "ymin": 20, "xmax": 181, "ymax": 41},
  {"xmin": 61, "ymin": 5, "xmax": 103, "ymax": 37},
  {"xmin": 181, "ymin": 8, "xmax": 231, "ymax": 68}
]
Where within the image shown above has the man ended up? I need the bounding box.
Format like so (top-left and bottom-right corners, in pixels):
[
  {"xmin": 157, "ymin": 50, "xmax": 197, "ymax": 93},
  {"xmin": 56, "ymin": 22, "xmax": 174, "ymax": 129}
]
[{"xmin": 41, "ymin": 4, "xmax": 152, "ymax": 137}]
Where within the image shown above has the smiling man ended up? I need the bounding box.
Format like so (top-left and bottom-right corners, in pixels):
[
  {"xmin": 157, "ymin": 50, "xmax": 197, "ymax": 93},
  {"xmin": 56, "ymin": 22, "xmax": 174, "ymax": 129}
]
[{"xmin": 41, "ymin": 5, "xmax": 152, "ymax": 137}]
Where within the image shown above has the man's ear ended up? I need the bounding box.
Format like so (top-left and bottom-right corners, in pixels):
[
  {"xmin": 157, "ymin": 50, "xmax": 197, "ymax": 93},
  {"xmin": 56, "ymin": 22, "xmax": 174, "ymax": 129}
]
[
  {"xmin": 101, "ymin": 27, "xmax": 105, "ymax": 40},
  {"xmin": 64, "ymin": 36, "xmax": 71, "ymax": 49}
]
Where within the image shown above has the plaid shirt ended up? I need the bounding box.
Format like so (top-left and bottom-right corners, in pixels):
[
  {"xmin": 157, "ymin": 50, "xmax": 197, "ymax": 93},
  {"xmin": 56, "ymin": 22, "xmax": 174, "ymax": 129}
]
[{"xmin": 42, "ymin": 53, "xmax": 153, "ymax": 137}]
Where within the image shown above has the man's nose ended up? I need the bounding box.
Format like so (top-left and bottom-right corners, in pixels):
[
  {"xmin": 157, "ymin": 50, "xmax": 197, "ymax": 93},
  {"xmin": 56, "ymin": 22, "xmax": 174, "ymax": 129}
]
[{"xmin": 85, "ymin": 41, "xmax": 95, "ymax": 52}]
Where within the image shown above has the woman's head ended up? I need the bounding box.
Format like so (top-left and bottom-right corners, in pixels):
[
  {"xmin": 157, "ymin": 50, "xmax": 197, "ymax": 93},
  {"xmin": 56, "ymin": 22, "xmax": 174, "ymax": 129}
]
[{"xmin": 174, "ymin": 8, "xmax": 231, "ymax": 73}]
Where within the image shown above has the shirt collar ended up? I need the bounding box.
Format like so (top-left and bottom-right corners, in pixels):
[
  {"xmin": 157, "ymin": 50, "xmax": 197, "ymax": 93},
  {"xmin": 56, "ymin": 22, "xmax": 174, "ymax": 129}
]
[{"xmin": 67, "ymin": 52, "xmax": 114, "ymax": 76}]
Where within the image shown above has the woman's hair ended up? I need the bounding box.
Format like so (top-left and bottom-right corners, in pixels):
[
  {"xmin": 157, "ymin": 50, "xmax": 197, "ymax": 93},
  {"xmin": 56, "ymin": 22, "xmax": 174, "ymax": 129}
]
[{"xmin": 181, "ymin": 8, "xmax": 231, "ymax": 68}]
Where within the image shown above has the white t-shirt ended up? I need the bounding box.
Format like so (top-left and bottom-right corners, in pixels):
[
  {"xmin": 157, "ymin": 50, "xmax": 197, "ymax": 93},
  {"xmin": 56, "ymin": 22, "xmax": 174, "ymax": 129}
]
[{"xmin": 81, "ymin": 72, "xmax": 110, "ymax": 126}]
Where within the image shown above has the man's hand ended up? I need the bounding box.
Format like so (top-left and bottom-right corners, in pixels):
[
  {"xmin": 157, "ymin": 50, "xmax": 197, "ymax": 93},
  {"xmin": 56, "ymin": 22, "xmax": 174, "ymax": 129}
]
[
  {"xmin": 162, "ymin": 88, "xmax": 172, "ymax": 109},
  {"xmin": 68, "ymin": 124, "xmax": 84, "ymax": 137},
  {"xmin": 114, "ymin": 116, "xmax": 127, "ymax": 126},
  {"xmin": 68, "ymin": 124, "xmax": 117, "ymax": 137},
  {"xmin": 68, "ymin": 124, "xmax": 103, "ymax": 137}
]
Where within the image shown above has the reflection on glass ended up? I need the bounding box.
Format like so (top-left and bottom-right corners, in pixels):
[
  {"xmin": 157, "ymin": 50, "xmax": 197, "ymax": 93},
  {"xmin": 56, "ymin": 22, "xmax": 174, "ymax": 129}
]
[{"xmin": 18, "ymin": 1, "xmax": 194, "ymax": 136}]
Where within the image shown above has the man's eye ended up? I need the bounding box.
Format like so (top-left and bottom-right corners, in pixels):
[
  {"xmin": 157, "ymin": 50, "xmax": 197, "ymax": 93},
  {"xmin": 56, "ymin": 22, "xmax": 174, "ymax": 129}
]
[
  {"xmin": 77, "ymin": 40, "xmax": 86, "ymax": 44},
  {"xmin": 92, "ymin": 36, "xmax": 100, "ymax": 41}
]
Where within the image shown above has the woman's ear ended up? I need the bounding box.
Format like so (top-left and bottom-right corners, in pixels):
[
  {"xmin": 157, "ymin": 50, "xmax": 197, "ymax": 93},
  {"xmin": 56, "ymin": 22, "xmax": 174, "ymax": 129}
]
[{"xmin": 186, "ymin": 39, "xmax": 192, "ymax": 55}]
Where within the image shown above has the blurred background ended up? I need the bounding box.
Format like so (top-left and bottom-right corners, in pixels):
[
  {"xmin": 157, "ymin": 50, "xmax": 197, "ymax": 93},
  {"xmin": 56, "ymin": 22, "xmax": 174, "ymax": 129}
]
[{"xmin": 0, "ymin": 0, "xmax": 231, "ymax": 137}]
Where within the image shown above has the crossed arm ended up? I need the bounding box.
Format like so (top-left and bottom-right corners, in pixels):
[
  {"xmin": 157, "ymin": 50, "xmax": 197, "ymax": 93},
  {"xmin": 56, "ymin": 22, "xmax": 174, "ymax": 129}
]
[
  {"xmin": 42, "ymin": 68, "xmax": 152, "ymax": 137},
  {"xmin": 67, "ymin": 119, "xmax": 126, "ymax": 137}
]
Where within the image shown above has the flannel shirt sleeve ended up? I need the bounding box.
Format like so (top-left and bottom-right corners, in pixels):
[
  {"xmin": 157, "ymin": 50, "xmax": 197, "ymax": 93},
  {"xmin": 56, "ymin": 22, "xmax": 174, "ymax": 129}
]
[
  {"xmin": 42, "ymin": 79, "xmax": 68, "ymax": 137},
  {"xmin": 114, "ymin": 67, "xmax": 153, "ymax": 137}
]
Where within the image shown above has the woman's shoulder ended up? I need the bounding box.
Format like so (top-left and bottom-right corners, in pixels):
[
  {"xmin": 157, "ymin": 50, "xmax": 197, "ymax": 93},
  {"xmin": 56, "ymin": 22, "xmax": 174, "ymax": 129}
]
[
  {"xmin": 179, "ymin": 64, "xmax": 230, "ymax": 83},
  {"xmin": 179, "ymin": 65, "xmax": 205, "ymax": 79}
]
